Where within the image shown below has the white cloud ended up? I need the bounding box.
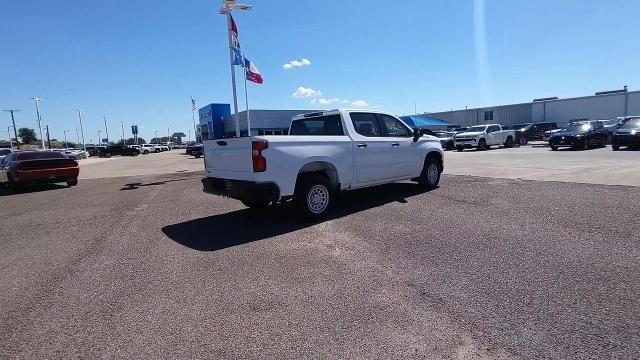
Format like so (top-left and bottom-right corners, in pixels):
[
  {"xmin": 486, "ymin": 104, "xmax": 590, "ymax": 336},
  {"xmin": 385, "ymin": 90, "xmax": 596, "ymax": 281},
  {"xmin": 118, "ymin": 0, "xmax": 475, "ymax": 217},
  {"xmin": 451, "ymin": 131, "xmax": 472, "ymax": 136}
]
[
  {"xmin": 291, "ymin": 86, "xmax": 321, "ymax": 98},
  {"xmin": 317, "ymin": 98, "xmax": 341, "ymax": 105},
  {"xmin": 283, "ymin": 58, "xmax": 311, "ymax": 69},
  {"xmin": 350, "ymin": 99, "xmax": 369, "ymax": 107}
]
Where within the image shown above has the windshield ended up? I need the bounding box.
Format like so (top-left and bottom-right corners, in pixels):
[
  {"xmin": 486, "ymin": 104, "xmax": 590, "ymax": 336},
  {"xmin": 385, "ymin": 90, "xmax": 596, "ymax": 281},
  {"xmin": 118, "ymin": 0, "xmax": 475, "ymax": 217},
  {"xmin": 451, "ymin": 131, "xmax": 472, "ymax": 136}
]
[
  {"xmin": 621, "ymin": 119, "xmax": 640, "ymax": 129},
  {"xmin": 289, "ymin": 115, "xmax": 344, "ymax": 136},
  {"xmin": 0, "ymin": 149, "xmax": 11, "ymax": 156},
  {"xmin": 436, "ymin": 132, "xmax": 455, "ymax": 138},
  {"xmin": 15, "ymin": 151, "xmax": 66, "ymax": 160},
  {"xmin": 562, "ymin": 123, "xmax": 593, "ymax": 132},
  {"xmin": 466, "ymin": 126, "xmax": 487, "ymax": 132},
  {"xmin": 509, "ymin": 124, "xmax": 532, "ymax": 130}
]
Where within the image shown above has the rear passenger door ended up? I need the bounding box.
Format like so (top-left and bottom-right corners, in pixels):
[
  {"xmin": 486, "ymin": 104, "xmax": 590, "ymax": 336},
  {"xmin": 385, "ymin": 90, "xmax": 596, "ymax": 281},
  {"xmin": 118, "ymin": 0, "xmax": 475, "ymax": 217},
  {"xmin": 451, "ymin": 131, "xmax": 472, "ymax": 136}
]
[
  {"xmin": 349, "ymin": 112, "xmax": 393, "ymax": 184},
  {"xmin": 377, "ymin": 114, "xmax": 422, "ymax": 178}
]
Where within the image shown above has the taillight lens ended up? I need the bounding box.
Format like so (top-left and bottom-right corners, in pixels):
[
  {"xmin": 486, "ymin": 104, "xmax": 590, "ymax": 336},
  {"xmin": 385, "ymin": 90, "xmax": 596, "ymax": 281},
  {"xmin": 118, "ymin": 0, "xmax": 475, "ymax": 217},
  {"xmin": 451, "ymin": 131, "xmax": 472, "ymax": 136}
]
[{"xmin": 252, "ymin": 140, "xmax": 268, "ymax": 172}]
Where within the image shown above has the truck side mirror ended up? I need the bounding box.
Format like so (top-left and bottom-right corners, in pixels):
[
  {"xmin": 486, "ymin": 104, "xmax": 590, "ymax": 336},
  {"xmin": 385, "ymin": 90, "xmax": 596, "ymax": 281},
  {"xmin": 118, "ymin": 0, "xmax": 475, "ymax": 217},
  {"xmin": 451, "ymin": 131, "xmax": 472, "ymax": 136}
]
[{"xmin": 413, "ymin": 128, "xmax": 421, "ymax": 142}]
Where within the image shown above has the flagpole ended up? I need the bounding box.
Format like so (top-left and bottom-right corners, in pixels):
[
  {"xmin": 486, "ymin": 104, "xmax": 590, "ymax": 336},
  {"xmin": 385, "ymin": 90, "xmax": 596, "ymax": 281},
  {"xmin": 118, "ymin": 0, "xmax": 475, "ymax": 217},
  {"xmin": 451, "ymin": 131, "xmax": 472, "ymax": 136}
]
[
  {"xmin": 226, "ymin": 12, "xmax": 240, "ymax": 137},
  {"xmin": 243, "ymin": 61, "xmax": 251, "ymax": 137},
  {"xmin": 191, "ymin": 97, "xmax": 198, "ymax": 143}
]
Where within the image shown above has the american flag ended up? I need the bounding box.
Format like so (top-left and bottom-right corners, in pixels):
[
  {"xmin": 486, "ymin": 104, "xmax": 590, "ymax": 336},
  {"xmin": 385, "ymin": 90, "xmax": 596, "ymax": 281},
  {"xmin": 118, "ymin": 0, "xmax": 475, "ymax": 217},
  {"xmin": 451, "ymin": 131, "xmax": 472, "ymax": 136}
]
[{"xmin": 191, "ymin": 97, "xmax": 196, "ymax": 111}]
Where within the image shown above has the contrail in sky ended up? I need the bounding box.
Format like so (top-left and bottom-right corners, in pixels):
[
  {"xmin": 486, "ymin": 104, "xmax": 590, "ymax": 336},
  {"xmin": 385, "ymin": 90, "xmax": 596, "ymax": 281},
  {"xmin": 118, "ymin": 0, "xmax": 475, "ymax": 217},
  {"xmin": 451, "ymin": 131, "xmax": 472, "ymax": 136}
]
[{"xmin": 474, "ymin": 0, "xmax": 493, "ymax": 106}]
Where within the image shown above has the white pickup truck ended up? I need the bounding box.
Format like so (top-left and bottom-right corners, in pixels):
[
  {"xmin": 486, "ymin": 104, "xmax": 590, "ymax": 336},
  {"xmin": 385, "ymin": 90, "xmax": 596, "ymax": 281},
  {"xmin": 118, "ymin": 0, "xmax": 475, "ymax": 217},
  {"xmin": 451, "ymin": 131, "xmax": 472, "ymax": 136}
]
[
  {"xmin": 202, "ymin": 109, "xmax": 444, "ymax": 219},
  {"xmin": 453, "ymin": 124, "xmax": 515, "ymax": 151}
]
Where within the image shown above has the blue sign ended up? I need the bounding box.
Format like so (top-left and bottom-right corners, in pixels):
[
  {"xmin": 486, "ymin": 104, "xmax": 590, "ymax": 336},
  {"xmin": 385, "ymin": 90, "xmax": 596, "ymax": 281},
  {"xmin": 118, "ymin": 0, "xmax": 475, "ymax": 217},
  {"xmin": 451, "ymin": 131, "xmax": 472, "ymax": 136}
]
[
  {"xmin": 199, "ymin": 103, "xmax": 230, "ymax": 140},
  {"xmin": 131, "ymin": 125, "xmax": 138, "ymax": 135}
]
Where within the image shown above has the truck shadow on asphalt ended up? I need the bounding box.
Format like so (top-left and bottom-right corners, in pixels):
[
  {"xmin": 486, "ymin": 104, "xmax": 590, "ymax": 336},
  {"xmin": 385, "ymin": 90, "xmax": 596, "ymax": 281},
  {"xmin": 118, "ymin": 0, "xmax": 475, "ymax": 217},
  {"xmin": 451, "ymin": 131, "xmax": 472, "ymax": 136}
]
[
  {"xmin": 0, "ymin": 183, "xmax": 69, "ymax": 196},
  {"xmin": 162, "ymin": 182, "xmax": 434, "ymax": 251}
]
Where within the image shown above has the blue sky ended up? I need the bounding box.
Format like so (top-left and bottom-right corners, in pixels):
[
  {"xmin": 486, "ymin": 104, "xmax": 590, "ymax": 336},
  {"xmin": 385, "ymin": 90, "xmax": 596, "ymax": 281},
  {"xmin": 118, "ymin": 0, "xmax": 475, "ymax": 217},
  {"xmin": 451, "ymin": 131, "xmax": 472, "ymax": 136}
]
[{"xmin": 1, "ymin": 0, "xmax": 638, "ymax": 142}]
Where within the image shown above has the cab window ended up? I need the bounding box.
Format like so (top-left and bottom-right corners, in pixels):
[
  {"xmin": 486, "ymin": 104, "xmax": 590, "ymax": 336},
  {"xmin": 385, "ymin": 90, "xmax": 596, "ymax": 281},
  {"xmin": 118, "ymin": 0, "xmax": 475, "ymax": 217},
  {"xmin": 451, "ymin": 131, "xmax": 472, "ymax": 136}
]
[
  {"xmin": 351, "ymin": 113, "xmax": 382, "ymax": 137},
  {"xmin": 378, "ymin": 114, "xmax": 412, "ymax": 137}
]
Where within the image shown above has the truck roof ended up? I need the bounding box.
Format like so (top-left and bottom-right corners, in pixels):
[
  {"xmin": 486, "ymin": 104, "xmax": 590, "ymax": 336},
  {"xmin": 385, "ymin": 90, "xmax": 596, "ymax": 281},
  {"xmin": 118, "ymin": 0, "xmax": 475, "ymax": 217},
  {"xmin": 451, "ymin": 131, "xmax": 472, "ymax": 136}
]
[{"xmin": 292, "ymin": 109, "xmax": 391, "ymax": 121}]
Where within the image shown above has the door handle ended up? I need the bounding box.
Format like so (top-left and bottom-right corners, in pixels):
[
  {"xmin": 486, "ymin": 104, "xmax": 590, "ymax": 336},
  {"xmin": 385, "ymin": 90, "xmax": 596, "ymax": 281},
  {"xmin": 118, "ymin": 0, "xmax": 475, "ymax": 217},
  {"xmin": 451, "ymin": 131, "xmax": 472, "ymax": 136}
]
[
  {"xmin": 391, "ymin": 143, "xmax": 400, "ymax": 147},
  {"xmin": 357, "ymin": 143, "xmax": 367, "ymax": 148}
]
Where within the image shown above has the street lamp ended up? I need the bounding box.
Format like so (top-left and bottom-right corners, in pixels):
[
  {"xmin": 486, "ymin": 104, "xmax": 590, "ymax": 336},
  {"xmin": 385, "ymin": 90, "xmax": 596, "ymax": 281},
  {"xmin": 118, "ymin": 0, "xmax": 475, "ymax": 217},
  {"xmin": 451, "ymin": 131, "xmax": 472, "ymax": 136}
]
[
  {"xmin": 98, "ymin": 130, "xmax": 102, "ymax": 146},
  {"xmin": 219, "ymin": 0, "xmax": 253, "ymax": 138},
  {"xmin": 29, "ymin": 97, "xmax": 46, "ymax": 149},
  {"xmin": 120, "ymin": 121, "xmax": 126, "ymax": 145},
  {"xmin": 63, "ymin": 130, "xmax": 70, "ymax": 149},
  {"xmin": 154, "ymin": 130, "xmax": 158, "ymax": 143},
  {"xmin": 103, "ymin": 116, "xmax": 109, "ymax": 143},
  {"xmin": 3, "ymin": 109, "xmax": 20, "ymax": 150},
  {"xmin": 76, "ymin": 109, "xmax": 87, "ymax": 153},
  {"xmin": 7, "ymin": 126, "xmax": 15, "ymax": 150}
]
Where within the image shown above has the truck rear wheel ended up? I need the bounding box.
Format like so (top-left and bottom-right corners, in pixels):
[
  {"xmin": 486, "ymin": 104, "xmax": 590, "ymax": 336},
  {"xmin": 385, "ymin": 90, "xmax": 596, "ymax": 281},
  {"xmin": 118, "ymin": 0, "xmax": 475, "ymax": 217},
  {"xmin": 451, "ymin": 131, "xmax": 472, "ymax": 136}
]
[
  {"xmin": 477, "ymin": 139, "xmax": 487, "ymax": 151},
  {"xmin": 294, "ymin": 174, "xmax": 333, "ymax": 220},
  {"xmin": 504, "ymin": 136, "xmax": 514, "ymax": 148}
]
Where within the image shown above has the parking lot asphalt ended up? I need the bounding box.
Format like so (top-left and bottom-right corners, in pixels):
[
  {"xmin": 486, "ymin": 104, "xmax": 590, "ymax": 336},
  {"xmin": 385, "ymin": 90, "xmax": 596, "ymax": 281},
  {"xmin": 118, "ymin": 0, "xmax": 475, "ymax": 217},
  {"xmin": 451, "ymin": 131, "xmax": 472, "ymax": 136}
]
[
  {"xmin": 78, "ymin": 150, "xmax": 204, "ymax": 179},
  {"xmin": 445, "ymin": 145, "xmax": 640, "ymax": 187},
  {"xmin": 1, "ymin": 171, "xmax": 639, "ymax": 359}
]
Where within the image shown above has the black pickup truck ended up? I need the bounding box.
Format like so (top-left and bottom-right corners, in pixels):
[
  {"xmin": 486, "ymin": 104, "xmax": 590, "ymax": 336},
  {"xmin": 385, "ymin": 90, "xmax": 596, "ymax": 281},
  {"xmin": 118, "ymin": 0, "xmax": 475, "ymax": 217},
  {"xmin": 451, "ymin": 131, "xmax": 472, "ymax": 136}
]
[{"xmin": 98, "ymin": 145, "xmax": 140, "ymax": 158}]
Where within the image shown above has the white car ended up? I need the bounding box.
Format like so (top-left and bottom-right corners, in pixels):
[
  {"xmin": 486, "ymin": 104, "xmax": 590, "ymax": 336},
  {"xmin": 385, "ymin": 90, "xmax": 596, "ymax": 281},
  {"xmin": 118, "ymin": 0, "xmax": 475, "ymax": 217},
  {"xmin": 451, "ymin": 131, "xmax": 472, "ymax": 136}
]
[
  {"xmin": 202, "ymin": 109, "xmax": 444, "ymax": 219},
  {"xmin": 54, "ymin": 148, "xmax": 88, "ymax": 160},
  {"xmin": 140, "ymin": 144, "xmax": 160, "ymax": 154},
  {"xmin": 453, "ymin": 124, "xmax": 515, "ymax": 151},
  {"xmin": 0, "ymin": 148, "xmax": 12, "ymax": 162},
  {"xmin": 161, "ymin": 145, "xmax": 170, "ymax": 151}
]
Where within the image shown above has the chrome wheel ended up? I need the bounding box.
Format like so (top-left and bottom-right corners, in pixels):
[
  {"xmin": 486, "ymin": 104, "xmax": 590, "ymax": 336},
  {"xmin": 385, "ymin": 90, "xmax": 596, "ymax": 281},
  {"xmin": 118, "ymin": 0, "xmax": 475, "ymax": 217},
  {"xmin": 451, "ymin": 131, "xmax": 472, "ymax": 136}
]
[
  {"xmin": 307, "ymin": 185, "xmax": 329, "ymax": 214},
  {"xmin": 427, "ymin": 163, "xmax": 439, "ymax": 185}
]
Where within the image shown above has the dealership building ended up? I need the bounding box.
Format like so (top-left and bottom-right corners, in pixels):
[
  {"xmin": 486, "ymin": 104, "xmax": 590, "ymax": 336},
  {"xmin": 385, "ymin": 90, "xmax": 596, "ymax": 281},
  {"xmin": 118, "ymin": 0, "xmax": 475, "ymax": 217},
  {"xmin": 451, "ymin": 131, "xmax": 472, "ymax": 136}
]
[{"xmin": 426, "ymin": 87, "xmax": 639, "ymax": 128}]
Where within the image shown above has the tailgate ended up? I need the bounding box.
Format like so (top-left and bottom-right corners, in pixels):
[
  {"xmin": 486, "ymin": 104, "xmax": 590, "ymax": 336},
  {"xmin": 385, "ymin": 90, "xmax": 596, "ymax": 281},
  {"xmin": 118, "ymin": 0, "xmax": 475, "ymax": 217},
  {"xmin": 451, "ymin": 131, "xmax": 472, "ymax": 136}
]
[{"xmin": 203, "ymin": 138, "xmax": 254, "ymax": 179}]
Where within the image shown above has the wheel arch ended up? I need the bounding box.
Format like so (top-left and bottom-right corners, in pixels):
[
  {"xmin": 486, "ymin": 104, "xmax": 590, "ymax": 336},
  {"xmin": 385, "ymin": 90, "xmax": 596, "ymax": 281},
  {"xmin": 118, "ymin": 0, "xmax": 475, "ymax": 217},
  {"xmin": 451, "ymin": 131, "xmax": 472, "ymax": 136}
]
[
  {"xmin": 295, "ymin": 161, "xmax": 340, "ymax": 190},
  {"xmin": 424, "ymin": 150, "xmax": 443, "ymax": 171}
]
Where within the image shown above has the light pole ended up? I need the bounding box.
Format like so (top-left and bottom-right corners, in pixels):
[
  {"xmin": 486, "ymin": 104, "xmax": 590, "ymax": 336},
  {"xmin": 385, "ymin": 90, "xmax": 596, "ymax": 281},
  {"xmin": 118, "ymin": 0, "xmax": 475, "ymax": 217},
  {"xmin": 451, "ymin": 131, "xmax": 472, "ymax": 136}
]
[
  {"xmin": 219, "ymin": 0, "xmax": 253, "ymax": 138},
  {"xmin": 63, "ymin": 130, "xmax": 70, "ymax": 149},
  {"xmin": 191, "ymin": 97, "xmax": 198, "ymax": 143},
  {"xmin": 76, "ymin": 109, "xmax": 87, "ymax": 153},
  {"xmin": 3, "ymin": 109, "xmax": 21, "ymax": 150},
  {"xmin": 188, "ymin": 129, "xmax": 191, "ymax": 143},
  {"xmin": 120, "ymin": 121, "xmax": 125, "ymax": 145},
  {"xmin": 154, "ymin": 130, "xmax": 158, "ymax": 143},
  {"xmin": 103, "ymin": 116, "xmax": 109, "ymax": 143},
  {"xmin": 167, "ymin": 126, "xmax": 170, "ymax": 146},
  {"xmin": 98, "ymin": 130, "xmax": 102, "ymax": 145},
  {"xmin": 75, "ymin": 127, "xmax": 80, "ymax": 145},
  {"xmin": 7, "ymin": 126, "xmax": 14, "ymax": 150},
  {"xmin": 29, "ymin": 97, "xmax": 46, "ymax": 149}
]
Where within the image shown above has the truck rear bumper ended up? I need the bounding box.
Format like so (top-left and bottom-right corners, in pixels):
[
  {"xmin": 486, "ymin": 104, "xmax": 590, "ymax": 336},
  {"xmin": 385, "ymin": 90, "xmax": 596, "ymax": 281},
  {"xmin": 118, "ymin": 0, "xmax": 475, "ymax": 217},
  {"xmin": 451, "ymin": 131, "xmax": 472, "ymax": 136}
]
[{"xmin": 202, "ymin": 177, "xmax": 280, "ymax": 203}]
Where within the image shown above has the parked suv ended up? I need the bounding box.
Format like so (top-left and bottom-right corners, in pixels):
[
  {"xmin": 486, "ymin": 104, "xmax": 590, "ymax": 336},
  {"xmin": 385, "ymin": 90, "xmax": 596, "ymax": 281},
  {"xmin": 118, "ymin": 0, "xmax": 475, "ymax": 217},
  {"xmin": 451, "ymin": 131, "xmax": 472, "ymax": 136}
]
[
  {"xmin": 611, "ymin": 118, "xmax": 640, "ymax": 150},
  {"xmin": 453, "ymin": 124, "xmax": 515, "ymax": 151},
  {"xmin": 98, "ymin": 145, "xmax": 140, "ymax": 157},
  {"xmin": 508, "ymin": 122, "xmax": 558, "ymax": 145}
]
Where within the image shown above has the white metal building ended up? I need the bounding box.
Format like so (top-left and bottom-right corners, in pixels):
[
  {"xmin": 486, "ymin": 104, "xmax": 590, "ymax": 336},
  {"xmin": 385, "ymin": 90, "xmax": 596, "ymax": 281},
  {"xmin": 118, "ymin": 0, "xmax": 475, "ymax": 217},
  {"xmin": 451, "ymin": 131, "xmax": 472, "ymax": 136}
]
[
  {"xmin": 222, "ymin": 109, "xmax": 320, "ymax": 136},
  {"xmin": 426, "ymin": 88, "xmax": 640, "ymax": 128}
]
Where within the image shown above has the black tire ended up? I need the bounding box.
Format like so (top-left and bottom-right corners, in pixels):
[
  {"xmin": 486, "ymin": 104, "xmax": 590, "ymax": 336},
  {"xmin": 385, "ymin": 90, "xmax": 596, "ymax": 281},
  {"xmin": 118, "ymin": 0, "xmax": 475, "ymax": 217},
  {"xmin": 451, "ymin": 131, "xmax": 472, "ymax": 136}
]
[
  {"xmin": 551, "ymin": 145, "xmax": 558, "ymax": 151},
  {"xmin": 504, "ymin": 136, "xmax": 514, "ymax": 148},
  {"xmin": 477, "ymin": 139, "xmax": 487, "ymax": 151},
  {"xmin": 6, "ymin": 174, "xmax": 18, "ymax": 193},
  {"xmin": 456, "ymin": 146, "xmax": 464, "ymax": 152},
  {"xmin": 446, "ymin": 141, "xmax": 454, "ymax": 151},
  {"xmin": 67, "ymin": 179, "xmax": 78, "ymax": 187},
  {"xmin": 519, "ymin": 137, "xmax": 528, "ymax": 145},
  {"xmin": 294, "ymin": 174, "xmax": 333, "ymax": 220},
  {"xmin": 418, "ymin": 157, "xmax": 441, "ymax": 190},
  {"xmin": 194, "ymin": 153, "xmax": 201, "ymax": 158},
  {"xmin": 132, "ymin": 151, "xmax": 139, "ymax": 156},
  {"xmin": 612, "ymin": 144, "xmax": 620, "ymax": 151},
  {"xmin": 104, "ymin": 152, "xmax": 112, "ymax": 158}
]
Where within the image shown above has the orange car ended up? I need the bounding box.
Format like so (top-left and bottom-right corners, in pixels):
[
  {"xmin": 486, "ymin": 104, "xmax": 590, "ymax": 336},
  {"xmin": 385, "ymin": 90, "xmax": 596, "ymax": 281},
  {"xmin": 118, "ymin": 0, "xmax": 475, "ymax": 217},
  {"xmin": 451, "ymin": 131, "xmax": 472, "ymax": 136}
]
[{"xmin": 0, "ymin": 151, "xmax": 79, "ymax": 190}]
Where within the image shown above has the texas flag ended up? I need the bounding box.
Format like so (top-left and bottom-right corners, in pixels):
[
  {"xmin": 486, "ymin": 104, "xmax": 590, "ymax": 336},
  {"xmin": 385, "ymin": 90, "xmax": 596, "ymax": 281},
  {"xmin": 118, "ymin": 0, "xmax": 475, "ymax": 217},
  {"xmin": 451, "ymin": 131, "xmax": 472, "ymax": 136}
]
[{"xmin": 244, "ymin": 58, "xmax": 263, "ymax": 84}]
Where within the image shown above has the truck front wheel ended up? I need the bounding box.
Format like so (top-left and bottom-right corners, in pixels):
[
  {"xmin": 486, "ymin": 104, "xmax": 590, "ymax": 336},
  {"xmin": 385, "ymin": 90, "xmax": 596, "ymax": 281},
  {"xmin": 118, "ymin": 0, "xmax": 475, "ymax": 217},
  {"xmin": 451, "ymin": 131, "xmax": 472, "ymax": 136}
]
[
  {"xmin": 477, "ymin": 139, "xmax": 487, "ymax": 151},
  {"xmin": 418, "ymin": 157, "xmax": 441, "ymax": 190},
  {"xmin": 294, "ymin": 174, "xmax": 333, "ymax": 220}
]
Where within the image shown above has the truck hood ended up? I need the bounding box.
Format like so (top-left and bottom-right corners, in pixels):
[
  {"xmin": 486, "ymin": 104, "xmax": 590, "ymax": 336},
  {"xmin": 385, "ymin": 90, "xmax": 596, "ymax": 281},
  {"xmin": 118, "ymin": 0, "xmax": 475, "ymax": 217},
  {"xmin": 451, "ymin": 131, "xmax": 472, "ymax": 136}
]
[{"xmin": 455, "ymin": 131, "xmax": 484, "ymax": 137}]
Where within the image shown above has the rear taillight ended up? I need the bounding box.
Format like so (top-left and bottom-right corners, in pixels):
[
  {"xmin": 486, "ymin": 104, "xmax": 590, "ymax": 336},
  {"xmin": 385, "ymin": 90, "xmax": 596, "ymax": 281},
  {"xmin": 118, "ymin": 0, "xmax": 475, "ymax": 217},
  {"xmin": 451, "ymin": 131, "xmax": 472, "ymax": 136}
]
[{"xmin": 252, "ymin": 140, "xmax": 268, "ymax": 172}]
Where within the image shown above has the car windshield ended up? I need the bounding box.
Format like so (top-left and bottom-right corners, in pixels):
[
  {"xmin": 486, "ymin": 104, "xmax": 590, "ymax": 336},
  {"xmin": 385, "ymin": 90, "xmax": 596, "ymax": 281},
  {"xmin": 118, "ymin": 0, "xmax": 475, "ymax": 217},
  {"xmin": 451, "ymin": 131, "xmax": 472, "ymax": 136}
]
[
  {"xmin": 510, "ymin": 124, "xmax": 532, "ymax": 130},
  {"xmin": 467, "ymin": 126, "xmax": 487, "ymax": 132},
  {"xmin": 562, "ymin": 123, "xmax": 593, "ymax": 132},
  {"xmin": 0, "ymin": 149, "xmax": 12, "ymax": 155},
  {"xmin": 15, "ymin": 151, "xmax": 66, "ymax": 160},
  {"xmin": 435, "ymin": 132, "xmax": 455, "ymax": 138},
  {"xmin": 289, "ymin": 115, "xmax": 344, "ymax": 136},
  {"xmin": 621, "ymin": 119, "xmax": 640, "ymax": 129}
]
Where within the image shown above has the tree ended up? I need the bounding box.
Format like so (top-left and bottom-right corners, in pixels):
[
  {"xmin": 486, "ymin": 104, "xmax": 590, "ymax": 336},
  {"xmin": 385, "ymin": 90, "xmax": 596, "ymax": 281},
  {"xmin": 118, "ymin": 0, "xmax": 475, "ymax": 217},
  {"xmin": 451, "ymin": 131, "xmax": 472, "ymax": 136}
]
[{"xmin": 18, "ymin": 127, "xmax": 38, "ymax": 144}]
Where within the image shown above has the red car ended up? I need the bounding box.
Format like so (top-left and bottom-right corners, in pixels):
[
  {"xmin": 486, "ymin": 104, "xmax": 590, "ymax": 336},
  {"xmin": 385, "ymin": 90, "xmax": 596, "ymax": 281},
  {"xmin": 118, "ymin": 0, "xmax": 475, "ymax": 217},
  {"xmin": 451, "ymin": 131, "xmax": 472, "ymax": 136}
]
[{"xmin": 0, "ymin": 151, "xmax": 79, "ymax": 190}]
